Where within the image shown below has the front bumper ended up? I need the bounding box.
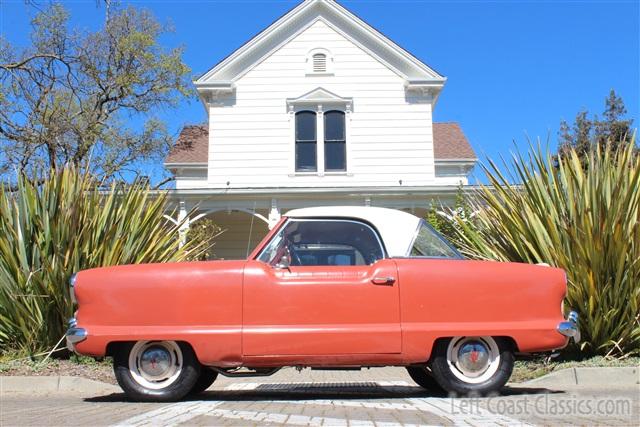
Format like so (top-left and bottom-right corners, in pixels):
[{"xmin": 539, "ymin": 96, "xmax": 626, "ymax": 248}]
[
  {"xmin": 66, "ymin": 318, "xmax": 87, "ymax": 352},
  {"xmin": 557, "ymin": 310, "xmax": 580, "ymax": 343}
]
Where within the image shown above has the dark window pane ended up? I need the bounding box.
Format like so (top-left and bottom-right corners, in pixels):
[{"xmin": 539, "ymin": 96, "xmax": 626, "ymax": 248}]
[
  {"xmin": 296, "ymin": 111, "xmax": 316, "ymax": 141},
  {"xmin": 296, "ymin": 141, "xmax": 317, "ymax": 171},
  {"xmin": 325, "ymin": 141, "xmax": 346, "ymax": 171},
  {"xmin": 324, "ymin": 111, "xmax": 345, "ymax": 141},
  {"xmin": 260, "ymin": 220, "xmax": 384, "ymax": 266},
  {"xmin": 295, "ymin": 111, "xmax": 317, "ymax": 172}
]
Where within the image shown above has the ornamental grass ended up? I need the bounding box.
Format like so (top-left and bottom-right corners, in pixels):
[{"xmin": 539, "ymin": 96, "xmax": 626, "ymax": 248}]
[
  {"xmin": 454, "ymin": 138, "xmax": 639, "ymax": 357},
  {"xmin": 0, "ymin": 167, "xmax": 197, "ymax": 355}
]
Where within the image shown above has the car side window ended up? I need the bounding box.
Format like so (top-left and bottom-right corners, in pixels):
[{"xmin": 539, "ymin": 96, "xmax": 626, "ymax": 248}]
[{"xmin": 257, "ymin": 219, "xmax": 384, "ymax": 267}]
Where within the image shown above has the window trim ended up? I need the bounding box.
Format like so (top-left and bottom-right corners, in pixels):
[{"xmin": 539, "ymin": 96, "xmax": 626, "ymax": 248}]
[
  {"xmin": 288, "ymin": 103, "xmax": 351, "ymax": 176},
  {"xmin": 255, "ymin": 218, "xmax": 388, "ymax": 265}
]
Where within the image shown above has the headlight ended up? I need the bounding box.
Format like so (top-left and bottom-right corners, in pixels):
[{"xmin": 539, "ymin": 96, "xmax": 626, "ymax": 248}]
[{"xmin": 69, "ymin": 273, "xmax": 77, "ymax": 304}]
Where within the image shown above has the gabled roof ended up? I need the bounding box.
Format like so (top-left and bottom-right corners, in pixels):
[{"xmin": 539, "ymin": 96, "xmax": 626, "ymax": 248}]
[
  {"xmin": 195, "ymin": 0, "xmax": 445, "ymax": 91},
  {"xmin": 165, "ymin": 123, "xmax": 476, "ymax": 166}
]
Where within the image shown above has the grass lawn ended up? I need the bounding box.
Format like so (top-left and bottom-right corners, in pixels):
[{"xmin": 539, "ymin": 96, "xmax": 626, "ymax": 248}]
[{"xmin": 511, "ymin": 356, "xmax": 640, "ymax": 383}]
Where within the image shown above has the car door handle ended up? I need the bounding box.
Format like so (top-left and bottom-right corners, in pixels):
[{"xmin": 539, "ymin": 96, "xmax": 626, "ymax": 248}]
[{"xmin": 372, "ymin": 276, "xmax": 396, "ymax": 285}]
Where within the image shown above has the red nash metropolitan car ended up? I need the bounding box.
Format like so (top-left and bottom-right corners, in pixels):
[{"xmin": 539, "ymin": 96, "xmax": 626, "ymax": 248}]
[{"xmin": 66, "ymin": 206, "xmax": 579, "ymax": 401}]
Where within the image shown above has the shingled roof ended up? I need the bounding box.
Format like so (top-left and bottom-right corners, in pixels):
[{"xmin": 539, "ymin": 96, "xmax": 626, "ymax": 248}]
[
  {"xmin": 432, "ymin": 122, "xmax": 477, "ymax": 160},
  {"xmin": 165, "ymin": 125, "xmax": 209, "ymax": 164},
  {"xmin": 165, "ymin": 122, "xmax": 476, "ymax": 165}
]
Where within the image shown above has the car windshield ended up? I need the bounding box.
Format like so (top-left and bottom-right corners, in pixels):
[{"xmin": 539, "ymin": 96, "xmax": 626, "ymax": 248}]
[{"xmin": 408, "ymin": 220, "xmax": 462, "ymax": 259}]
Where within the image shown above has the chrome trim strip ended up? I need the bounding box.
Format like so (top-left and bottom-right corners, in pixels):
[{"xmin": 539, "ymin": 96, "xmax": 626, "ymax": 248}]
[{"xmin": 557, "ymin": 310, "xmax": 580, "ymax": 343}]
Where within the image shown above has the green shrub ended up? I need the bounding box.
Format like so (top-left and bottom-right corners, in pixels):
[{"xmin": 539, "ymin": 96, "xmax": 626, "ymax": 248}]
[
  {"xmin": 0, "ymin": 167, "xmax": 198, "ymax": 355},
  {"xmin": 454, "ymin": 139, "xmax": 640, "ymax": 357},
  {"xmin": 426, "ymin": 184, "xmax": 475, "ymax": 246},
  {"xmin": 185, "ymin": 218, "xmax": 225, "ymax": 261}
]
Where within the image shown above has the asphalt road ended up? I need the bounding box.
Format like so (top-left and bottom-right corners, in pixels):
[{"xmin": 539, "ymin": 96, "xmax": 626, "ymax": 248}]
[{"xmin": 2, "ymin": 368, "xmax": 638, "ymax": 426}]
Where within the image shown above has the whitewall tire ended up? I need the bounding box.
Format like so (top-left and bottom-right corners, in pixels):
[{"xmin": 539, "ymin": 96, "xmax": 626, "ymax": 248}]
[
  {"xmin": 113, "ymin": 341, "xmax": 201, "ymax": 402},
  {"xmin": 429, "ymin": 336, "xmax": 514, "ymax": 396}
]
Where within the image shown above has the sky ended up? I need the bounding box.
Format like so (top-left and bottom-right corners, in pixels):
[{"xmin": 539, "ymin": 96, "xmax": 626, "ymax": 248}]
[{"xmin": 1, "ymin": 0, "xmax": 638, "ymax": 184}]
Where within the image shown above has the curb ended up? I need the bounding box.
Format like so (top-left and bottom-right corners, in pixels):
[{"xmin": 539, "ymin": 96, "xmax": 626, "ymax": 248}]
[
  {"xmin": 523, "ymin": 367, "xmax": 639, "ymax": 387},
  {"xmin": 2, "ymin": 367, "xmax": 639, "ymax": 393},
  {"xmin": 0, "ymin": 376, "xmax": 119, "ymax": 394}
]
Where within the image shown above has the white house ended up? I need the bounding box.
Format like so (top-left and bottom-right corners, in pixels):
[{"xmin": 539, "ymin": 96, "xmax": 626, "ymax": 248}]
[{"xmin": 165, "ymin": 0, "xmax": 477, "ymax": 260}]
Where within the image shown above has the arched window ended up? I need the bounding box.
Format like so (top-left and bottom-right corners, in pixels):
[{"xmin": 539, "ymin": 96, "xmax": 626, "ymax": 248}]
[
  {"xmin": 324, "ymin": 110, "xmax": 346, "ymax": 171},
  {"xmin": 295, "ymin": 111, "xmax": 317, "ymax": 172}
]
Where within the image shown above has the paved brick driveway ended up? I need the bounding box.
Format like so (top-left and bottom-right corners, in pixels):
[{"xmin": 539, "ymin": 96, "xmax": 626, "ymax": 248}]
[{"xmin": 2, "ymin": 368, "xmax": 638, "ymax": 426}]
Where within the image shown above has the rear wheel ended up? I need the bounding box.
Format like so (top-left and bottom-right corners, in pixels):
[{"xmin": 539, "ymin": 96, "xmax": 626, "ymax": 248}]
[
  {"xmin": 190, "ymin": 368, "xmax": 218, "ymax": 395},
  {"xmin": 429, "ymin": 336, "xmax": 514, "ymax": 396},
  {"xmin": 113, "ymin": 341, "xmax": 200, "ymax": 402},
  {"xmin": 406, "ymin": 366, "xmax": 443, "ymax": 391}
]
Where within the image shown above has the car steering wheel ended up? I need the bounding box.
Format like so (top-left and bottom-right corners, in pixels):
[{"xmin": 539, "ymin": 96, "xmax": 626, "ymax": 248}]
[{"xmin": 286, "ymin": 243, "xmax": 303, "ymax": 266}]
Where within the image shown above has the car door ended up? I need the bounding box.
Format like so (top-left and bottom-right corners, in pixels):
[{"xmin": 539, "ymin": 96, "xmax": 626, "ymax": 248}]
[{"xmin": 242, "ymin": 218, "xmax": 401, "ymax": 356}]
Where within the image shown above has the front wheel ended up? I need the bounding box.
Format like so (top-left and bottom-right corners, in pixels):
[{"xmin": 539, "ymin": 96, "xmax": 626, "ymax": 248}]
[
  {"xmin": 429, "ymin": 336, "xmax": 514, "ymax": 396},
  {"xmin": 113, "ymin": 341, "xmax": 201, "ymax": 402}
]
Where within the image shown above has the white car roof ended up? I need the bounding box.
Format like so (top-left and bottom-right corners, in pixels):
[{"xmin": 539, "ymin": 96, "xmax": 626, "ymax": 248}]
[{"xmin": 284, "ymin": 206, "xmax": 421, "ymax": 257}]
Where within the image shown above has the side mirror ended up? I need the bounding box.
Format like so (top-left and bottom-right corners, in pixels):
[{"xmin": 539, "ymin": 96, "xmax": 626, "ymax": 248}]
[{"xmin": 275, "ymin": 254, "xmax": 291, "ymax": 270}]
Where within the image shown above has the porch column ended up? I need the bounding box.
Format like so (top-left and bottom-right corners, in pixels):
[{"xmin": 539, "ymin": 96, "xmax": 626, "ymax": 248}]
[
  {"xmin": 177, "ymin": 200, "xmax": 190, "ymax": 247},
  {"xmin": 268, "ymin": 198, "xmax": 281, "ymax": 230}
]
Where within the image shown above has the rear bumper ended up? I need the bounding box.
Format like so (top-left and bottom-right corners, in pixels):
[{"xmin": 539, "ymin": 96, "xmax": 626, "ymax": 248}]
[
  {"xmin": 66, "ymin": 318, "xmax": 87, "ymax": 352},
  {"xmin": 557, "ymin": 311, "xmax": 580, "ymax": 343}
]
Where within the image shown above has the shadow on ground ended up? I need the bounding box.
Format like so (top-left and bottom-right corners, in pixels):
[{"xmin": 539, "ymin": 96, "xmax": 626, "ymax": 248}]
[{"xmin": 84, "ymin": 383, "xmax": 561, "ymax": 403}]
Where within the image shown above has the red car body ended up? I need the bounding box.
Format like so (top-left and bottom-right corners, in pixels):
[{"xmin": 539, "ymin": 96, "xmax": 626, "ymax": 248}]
[{"xmin": 70, "ymin": 211, "xmax": 571, "ymax": 367}]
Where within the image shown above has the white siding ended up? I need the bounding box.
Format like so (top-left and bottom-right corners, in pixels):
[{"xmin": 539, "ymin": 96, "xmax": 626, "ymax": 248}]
[
  {"xmin": 434, "ymin": 164, "xmax": 470, "ymax": 185},
  {"xmin": 174, "ymin": 168, "xmax": 208, "ymax": 190},
  {"xmin": 206, "ymin": 20, "xmax": 437, "ymax": 188}
]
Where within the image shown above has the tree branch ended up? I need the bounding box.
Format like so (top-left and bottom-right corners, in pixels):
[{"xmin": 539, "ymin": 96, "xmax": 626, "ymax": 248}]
[{"xmin": 152, "ymin": 176, "xmax": 175, "ymax": 189}]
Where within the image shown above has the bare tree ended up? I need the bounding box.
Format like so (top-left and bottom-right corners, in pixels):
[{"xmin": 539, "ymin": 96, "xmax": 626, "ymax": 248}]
[{"xmin": 0, "ymin": 3, "xmax": 193, "ymax": 183}]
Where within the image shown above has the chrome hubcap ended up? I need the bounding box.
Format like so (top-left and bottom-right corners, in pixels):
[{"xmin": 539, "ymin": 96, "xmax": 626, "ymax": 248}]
[
  {"xmin": 129, "ymin": 341, "xmax": 183, "ymax": 390},
  {"xmin": 139, "ymin": 345, "xmax": 172, "ymax": 379},
  {"xmin": 446, "ymin": 336, "xmax": 501, "ymax": 384},
  {"xmin": 456, "ymin": 340, "xmax": 490, "ymax": 376}
]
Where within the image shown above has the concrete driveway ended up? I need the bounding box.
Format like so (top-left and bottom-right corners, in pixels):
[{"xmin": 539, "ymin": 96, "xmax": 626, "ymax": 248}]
[{"xmin": 1, "ymin": 367, "xmax": 638, "ymax": 426}]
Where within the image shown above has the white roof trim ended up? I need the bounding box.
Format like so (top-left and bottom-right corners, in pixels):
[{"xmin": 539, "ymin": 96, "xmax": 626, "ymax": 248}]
[
  {"xmin": 285, "ymin": 206, "xmax": 421, "ymax": 258},
  {"xmin": 196, "ymin": 0, "xmax": 445, "ymax": 86},
  {"xmin": 164, "ymin": 162, "xmax": 208, "ymax": 168},
  {"xmin": 193, "ymin": 81, "xmax": 235, "ymax": 93},
  {"xmin": 165, "ymin": 185, "xmax": 480, "ymax": 195},
  {"xmin": 434, "ymin": 159, "xmax": 478, "ymax": 164},
  {"xmin": 286, "ymin": 87, "xmax": 353, "ymax": 110}
]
